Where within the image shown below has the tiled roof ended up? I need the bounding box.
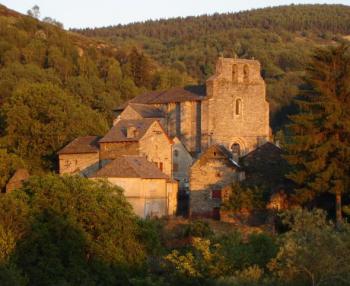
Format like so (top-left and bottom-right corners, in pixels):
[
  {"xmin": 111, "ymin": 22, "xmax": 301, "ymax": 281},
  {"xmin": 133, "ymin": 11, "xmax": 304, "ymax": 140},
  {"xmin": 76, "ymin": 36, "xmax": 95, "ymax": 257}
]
[
  {"xmin": 89, "ymin": 156, "xmax": 169, "ymax": 179},
  {"xmin": 115, "ymin": 86, "xmax": 206, "ymax": 110},
  {"xmin": 129, "ymin": 103, "xmax": 165, "ymax": 118},
  {"xmin": 99, "ymin": 119, "xmax": 156, "ymax": 143},
  {"xmin": 58, "ymin": 136, "xmax": 100, "ymax": 154}
]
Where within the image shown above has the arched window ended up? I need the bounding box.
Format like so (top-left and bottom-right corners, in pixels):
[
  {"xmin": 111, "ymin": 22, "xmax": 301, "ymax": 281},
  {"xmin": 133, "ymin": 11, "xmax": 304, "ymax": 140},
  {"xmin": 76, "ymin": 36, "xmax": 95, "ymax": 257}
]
[
  {"xmin": 232, "ymin": 64, "xmax": 237, "ymax": 81},
  {"xmin": 243, "ymin": 64, "xmax": 249, "ymax": 81},
  {"xmin": 235, "ymin": 99, "xmax": 242, "ymax": 115},
  {"xmin": 174, "ymin": 149, "xmax": 179, "ymax": 157},
  {"xmin": 231, "ymin": 143, "xmax": 241, "ymax": 157}
]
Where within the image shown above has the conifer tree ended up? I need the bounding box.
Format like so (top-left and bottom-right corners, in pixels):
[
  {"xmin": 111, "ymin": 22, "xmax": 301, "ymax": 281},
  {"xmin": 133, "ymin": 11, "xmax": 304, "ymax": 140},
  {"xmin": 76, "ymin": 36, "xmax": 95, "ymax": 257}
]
[{"xmin": 285, "ymin": 44, "xmax": 350, "ymax": 226}]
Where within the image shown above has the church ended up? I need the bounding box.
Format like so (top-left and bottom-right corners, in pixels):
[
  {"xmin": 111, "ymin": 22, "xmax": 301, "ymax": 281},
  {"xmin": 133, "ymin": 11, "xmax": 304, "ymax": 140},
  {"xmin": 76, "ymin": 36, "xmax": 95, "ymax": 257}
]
[{"xmin": 58, "ymin": 57, "xmax": 271, "ymax": 219}]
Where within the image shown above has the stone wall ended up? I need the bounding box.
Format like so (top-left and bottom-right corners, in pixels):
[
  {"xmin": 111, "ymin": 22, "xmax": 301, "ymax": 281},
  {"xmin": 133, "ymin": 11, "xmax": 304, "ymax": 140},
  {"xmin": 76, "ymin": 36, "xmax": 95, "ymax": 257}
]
[
  {"xmin": 189, "ymin": 156, "xmax": 240, "ymax": 217},
  {"xmin": 59, "ymin": 153, "xmax": 100, "ymax": 176},
  {"xmin": 172, "ymin": 137, "xmax": 193, "ymax": 189},
  {"xmin": 167, "ymin": 181, "xmax": 179, "ymax": 216},
  {"xmin": 205, "ymin": 58, "xmax": 270, "ymax": 155},
  {"xmin": 105, "ymin": 177, "xmax": 168, "ymax": 218},
  {"xmin": 139, "ymin": 122, "xmax": 173, "ymax": 177}
]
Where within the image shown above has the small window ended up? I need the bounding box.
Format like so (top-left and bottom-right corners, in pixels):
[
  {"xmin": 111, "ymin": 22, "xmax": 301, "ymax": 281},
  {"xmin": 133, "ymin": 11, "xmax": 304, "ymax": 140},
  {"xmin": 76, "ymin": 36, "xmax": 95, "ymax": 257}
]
[
  {"xmin": 174, "ymin": 149, "xmax": 179, "ymax": 157},
  {"xmin": 173, "ymin": 163, "xmax": 179, "ymax": 172},
  {"xmin": 212, "ymin": 190, "xmax": 222, "ymax": 199},
  {"xmin": 213, "ymin": 152, "xmax": 217, "ymax": 156},
  {"xmin": 159, "ymin": 162, "xmax": 163, "ymax": 172},
  {"xmin": 232, "ymin": 64, "xmax": 237, "ymax": 81},
  {"xmin": 235, "ymin": 99, "xmax": 242, "ymax": 115},
  {"xmin": 243, "ymin": 64, "xmax": 249, "ymax": 81},
  {"xmin": 231, "ymin": 143, "xmax": 241, "ymax": 156},
  {"xmin": 64, "ymin": 160, "xmax": 71, "ymax": 168}
]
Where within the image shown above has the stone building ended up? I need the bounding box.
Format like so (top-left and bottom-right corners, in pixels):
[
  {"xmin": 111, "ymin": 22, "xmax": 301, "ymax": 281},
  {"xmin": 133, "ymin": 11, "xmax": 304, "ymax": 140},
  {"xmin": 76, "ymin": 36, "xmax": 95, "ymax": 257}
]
[
  {"xmin": 99, "ymin": 119, "xmax": 173, "ymax": 176},
  {"xmin": 59, "ymin": 56, "xmax": 271, "ymax": 219},
  {"xmin": 203, "ymin": 58, "xmax": 270, "ymax": 155},
  {"xmin": 58, "ymin": 136, "xmax": 100, "ymax": 177},
  {"xmin": 189, "ymin": 145, "xmax": 244, "ymax": 219},
  {"xmin": 115, "ymin": 57, "xmax": 270, "ymax": 157},
  {"xmin": 89, "ymin": 156, "xmax": 178, "ymax": 218}
]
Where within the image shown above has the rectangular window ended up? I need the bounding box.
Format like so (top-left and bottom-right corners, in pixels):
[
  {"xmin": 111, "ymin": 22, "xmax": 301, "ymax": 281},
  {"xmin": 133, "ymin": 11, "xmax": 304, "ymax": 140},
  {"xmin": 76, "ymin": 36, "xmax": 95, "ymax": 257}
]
[
  {"xmin": 159, "ymin": 162, "xmax": 163, "ymax": 172},
  {"xmin": 211, "ymin": 190, "xmax": 222, "ymax": 199}
]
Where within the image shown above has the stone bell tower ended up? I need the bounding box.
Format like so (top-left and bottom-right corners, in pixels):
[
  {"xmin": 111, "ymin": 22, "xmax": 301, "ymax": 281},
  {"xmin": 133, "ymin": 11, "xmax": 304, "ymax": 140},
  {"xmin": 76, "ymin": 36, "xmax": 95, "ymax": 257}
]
[{"xmin": 201, "ymin": 57, "xmax": 270, "ymax": 156}]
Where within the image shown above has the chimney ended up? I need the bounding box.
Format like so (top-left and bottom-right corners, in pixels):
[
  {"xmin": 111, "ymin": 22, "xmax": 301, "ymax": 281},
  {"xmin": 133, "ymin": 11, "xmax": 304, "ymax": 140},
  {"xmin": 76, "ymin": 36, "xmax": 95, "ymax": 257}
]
[{"xmin": 126, "ymin": 126, "xmax": 138, "ymax": 139}]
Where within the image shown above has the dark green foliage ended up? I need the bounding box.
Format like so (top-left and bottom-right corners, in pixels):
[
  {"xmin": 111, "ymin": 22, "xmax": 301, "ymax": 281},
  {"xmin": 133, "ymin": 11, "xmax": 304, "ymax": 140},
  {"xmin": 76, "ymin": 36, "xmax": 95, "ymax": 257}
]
[
  {"xmin": 0, "ymin": 175, "xmax": 146, "ymax": 285},
  {"xmin": 270, "ymin": 208, "xmax": 350, "ymax": 286},
  {"xmin": 185, "ymin": 220, "xmax": 213, "ymax": 238},
  {"xmin": 222, "ymin": 184, "xmax": 265, "ymax": 212},
  {"xmin": 285, "ymin": 44, "xmax": 350, "ymax": 224},
  {"xmin": 3, "ymin": 82, "xmax": 108, "ymax": 169},
  {"xmin": 218, "ymin": 232, "xmax": 278, "ymax": 271}
]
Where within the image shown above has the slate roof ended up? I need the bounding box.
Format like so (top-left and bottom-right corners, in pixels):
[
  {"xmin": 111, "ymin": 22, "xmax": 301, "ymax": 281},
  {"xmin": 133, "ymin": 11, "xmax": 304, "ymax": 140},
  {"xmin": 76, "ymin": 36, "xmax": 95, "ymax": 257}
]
[
  {"xmin": 89, "ymin": 156, "xmax": 169, "ymax": 179},
  {"xmin": 115, "ymin": 86, "xmax": 206, "ymax": 110},
  {"xmin": 129, "ymin": 103, "xmax": 165, "ymax": 118},
  {"xmin": 58, "ymin": 136, "xmax": 100, "ymax": 155},
  {"xmin": 241, "ymin": 142, "xmax": 291, "ymax": 192},
  {"xmin": 99, "ymin": 119, "xmax": 156, "ymax": 143},
  {"xmin": 194, "ymin": 144, "xmax": 240, "ymax": 168}
]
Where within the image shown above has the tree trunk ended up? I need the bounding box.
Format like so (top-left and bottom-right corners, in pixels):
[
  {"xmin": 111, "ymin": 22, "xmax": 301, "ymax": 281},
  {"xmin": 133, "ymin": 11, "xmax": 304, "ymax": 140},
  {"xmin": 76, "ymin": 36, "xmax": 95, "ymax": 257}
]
[{"xmin": 335, "ymin": 191, "xmax": 342, "ymax": 228}]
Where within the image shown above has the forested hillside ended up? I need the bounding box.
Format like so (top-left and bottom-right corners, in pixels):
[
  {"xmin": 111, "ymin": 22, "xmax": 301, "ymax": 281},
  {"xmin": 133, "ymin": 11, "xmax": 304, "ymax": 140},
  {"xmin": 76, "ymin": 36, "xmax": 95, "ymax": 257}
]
[
  {"xmin": 0, "ymin": 4, "xmax": 192, "ymax": 179},
  {"xmin": 77, "ymin": 4, "xmax": 350, "ymax": 128}
]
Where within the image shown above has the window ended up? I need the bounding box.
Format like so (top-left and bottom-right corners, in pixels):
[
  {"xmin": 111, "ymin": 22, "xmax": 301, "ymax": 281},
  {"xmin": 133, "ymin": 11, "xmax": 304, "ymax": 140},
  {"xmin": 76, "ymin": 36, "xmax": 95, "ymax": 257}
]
[
  {"xmin": 243, "ymin": 64, "xmax": 249, "ymax": 81},
  {"xmin": 231, "ymin": 143, "xmax": 241, "ymax": 156},
  {"xmin": 64, "ymin": 160, "xmax": 71, "ymax": 168},
  {"xmin": 159, "ymin": 162, "xmax": 163, "ymax": 172},
  {"xmin": 232, "ymin": 64, "xmax": 237, "ymax": 81},
  {"xmin": 212, "ymin": 190, "xmax": 222, "ymax": 199},
  {"xmin": 235, "ymin": 99, "xmax": 242, "ymax": 115},
  {"xmin": 174, "ymin": 149, "xmax": 179, "ymax": 157},
  {"xmin": 173, "ymin": 163, "xmax": 179, "ymax": 172}
]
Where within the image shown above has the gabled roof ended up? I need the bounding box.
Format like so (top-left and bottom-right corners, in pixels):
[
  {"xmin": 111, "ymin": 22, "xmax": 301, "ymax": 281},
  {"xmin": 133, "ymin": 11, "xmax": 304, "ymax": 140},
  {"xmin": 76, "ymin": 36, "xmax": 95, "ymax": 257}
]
[
  {"xmin": 89, "ymin": 156, "xmax": 169, "ymax": 179},
  {"xmin": 115, "ymin": 86, "xmax": 206, "ymax": 110},
  {"xmin": 128, "ymin": 103, "xmax": 165, "ymax": 118},
  {"xmin": 99, "ymin": 119, "xmax": 158, "ymax": 143},
  {"xmin": 58, "ymin": 136, "xmax": 100, "ymax": 155},
  {"xmin": 193, "ymin": 144, "xmax": 240, "ymax": 169},
  {"xmin": 241, "ymin": 142, "xmax": 282, "ymax": 165},
  {"xmin": 241, "ymin": 142, "xmax": 290, "ymax": 192}
]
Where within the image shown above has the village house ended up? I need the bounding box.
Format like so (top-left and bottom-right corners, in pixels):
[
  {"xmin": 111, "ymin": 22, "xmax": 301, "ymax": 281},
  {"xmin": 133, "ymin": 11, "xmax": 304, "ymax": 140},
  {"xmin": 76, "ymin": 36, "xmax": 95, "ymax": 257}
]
[
  {"xmin": 58, "ymin": 136, "xmax": 100, "ymax": 177},
  {"xmin": 189, "ymin": 145, "xmax": 244, "ymax": 219},
  {"xmin": 89, "ymin": 156, "xmax": 177, "ymax": 218},
  {"xmin": 99, "ymin": 118, "xmax": 173, "ymax": 176}
]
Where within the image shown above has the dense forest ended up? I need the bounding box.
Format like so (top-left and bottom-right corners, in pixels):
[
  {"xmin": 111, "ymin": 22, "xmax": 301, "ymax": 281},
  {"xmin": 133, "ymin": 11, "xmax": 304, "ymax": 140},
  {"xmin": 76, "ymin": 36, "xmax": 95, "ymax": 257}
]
[{"xmin": 76, "ymin": 4, "xmax": 350, "ymax": 129}]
